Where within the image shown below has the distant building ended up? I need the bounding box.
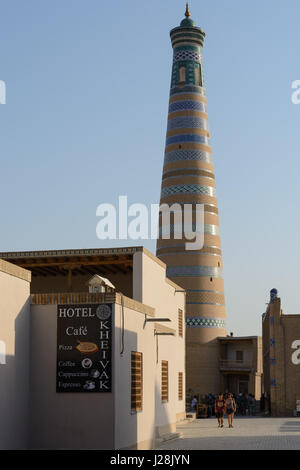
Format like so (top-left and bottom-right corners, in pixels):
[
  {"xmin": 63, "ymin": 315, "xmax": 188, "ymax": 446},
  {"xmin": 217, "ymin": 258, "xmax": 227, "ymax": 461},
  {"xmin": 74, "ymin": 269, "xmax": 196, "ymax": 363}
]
[
  {"xmin": 262, "ymin": 290, "xmax": 300, "ymax": 416},
  {"xmin": 218, "ymin": 335, "xmax": 262, "ymax": 399},
  {"xmin": 0, "ymin": 248, "xmax": 186, "ymax": 449}
]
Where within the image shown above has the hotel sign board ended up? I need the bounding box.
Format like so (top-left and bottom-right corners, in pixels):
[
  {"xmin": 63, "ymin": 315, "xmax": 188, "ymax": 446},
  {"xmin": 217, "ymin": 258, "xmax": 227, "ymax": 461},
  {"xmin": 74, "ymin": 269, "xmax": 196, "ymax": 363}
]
[{"xmin": 56, "ymin": 304, "xmax": 112, "ymax": 393}]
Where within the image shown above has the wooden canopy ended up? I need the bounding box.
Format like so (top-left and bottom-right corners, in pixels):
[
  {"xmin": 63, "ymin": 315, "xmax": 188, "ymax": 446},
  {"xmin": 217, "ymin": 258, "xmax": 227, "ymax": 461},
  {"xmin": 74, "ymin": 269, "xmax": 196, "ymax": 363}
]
[{"xmin": 0, "ymin": 246, "xmax": 143, "ymax": 278}]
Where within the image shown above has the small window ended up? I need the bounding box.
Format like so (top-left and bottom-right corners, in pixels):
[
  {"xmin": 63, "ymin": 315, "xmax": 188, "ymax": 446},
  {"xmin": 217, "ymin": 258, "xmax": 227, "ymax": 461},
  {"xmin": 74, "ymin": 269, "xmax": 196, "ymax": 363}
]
[
  {"xmin": 195, "ymin": 66, "xmax": 201, "ymax": 86},
  {"xmin": 178, "ymin": 372, "xmax": 183, "ymax": 401},
  {"xmin": 161, "ymin": 361, "xmax": 169, "ymax": 403},
  {"xmin": 236, "ymin": 351, "xmax": 243, "ymax": 362},
  {"xmin": 179, "ymin": 66, "xmax": 186, "ymax": 84},
  {"xmin": 210, "ymin": 277, "xmax": 213, "ymax": 282},
  {"xmin": 131, "ymin": 352, "xmax": 143, "ymax": 411},
  {"xmin": 178, "ymin": 309, "xmax": 183, "ymax": 338}
]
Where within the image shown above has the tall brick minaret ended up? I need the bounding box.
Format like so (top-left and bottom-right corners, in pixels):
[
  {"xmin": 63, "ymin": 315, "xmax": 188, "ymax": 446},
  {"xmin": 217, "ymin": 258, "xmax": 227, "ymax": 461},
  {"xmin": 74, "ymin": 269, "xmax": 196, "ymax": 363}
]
[{"xmin": 156, "ymin": 4, "xmax": 227, "ymax": 394}]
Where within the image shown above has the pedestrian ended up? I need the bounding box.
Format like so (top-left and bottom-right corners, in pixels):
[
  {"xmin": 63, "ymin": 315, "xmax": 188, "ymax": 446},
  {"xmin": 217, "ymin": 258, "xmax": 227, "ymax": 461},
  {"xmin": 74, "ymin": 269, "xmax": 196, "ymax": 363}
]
[
  {"xmin": 191, "ymin": 395, "xmax": 198, "ymax": 411},
  {"xmin": 207, "ymin": 393, "xmax": 214, "ymax": 418},
  {"xmin": 260, "ymin": 393, "xmax": 265, "ymax": 413},
  {"xmin": 242, "ymin": 393, "xmax": 248, "ymax": 416},
  {"xmin": 249, "ymin": 394, "xmax": 255, "ymax": 416},
  {"xmin": 209, "ymin": 394, "xmax": 216, "ymax": 416},
  {"xmin": 237, "ymin": 393, "xmax": 243, "ymax": 415},
  {"xmin": 225, "ymin": 392, "xmax": 236, "ymax": 428},
  {"xmin": 214, "ymin": 393, "xmax": 225, "ymax": 428}
]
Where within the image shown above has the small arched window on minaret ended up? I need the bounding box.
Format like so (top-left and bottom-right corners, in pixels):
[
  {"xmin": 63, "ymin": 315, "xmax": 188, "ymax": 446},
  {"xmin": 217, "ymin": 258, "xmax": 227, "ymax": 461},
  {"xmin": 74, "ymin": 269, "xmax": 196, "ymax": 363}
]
[
  {"xmin": 195, "ymin": 65, "xmax": 201, "ymax": 86},
  {"xmin": 179, "ymin": 66, "xmax": 186, "ymax": 84}
]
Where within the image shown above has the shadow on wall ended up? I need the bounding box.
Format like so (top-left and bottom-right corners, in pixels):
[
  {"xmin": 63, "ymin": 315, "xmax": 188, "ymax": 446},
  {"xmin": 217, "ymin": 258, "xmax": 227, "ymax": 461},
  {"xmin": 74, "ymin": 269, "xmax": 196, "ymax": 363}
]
[
  {"xmin": 154, "ymin": 381, "xmax": 174, "ymax": 444},
  {"xmin": 115, "ymin": 324, "xmax": 174, "ymax": 450},
  {"xmin": 154, "ymin": 331, "xmax": 178, "ymax": 445},
  {"xmin": 0, "ymin": 295, "xmax": 31, "ymax": 449},
  {"xmin": 0, "ymin": 354, "xmax": 17, "ymax": 449},
  {"xmin": 114, "ymin": 325, "xmax": 138, "ymax": 450}
]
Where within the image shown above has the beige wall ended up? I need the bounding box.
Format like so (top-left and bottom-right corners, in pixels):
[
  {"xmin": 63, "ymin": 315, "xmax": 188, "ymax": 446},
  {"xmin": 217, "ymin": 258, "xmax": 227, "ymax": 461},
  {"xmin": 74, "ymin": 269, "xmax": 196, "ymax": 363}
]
[
  {"xmin": 0, "ymin": 261, "xmax": 31, "ymax": 449},
  {"xmin": 133, "ymin": 250, "xmax": 186, "ymax": 427},
  {"xmin": 114, "ymin": 302, "xmax": 156, "ymax": 450},
  {"xmin": 186, "ymin": 340, "xmax": 221, "ymax": 394}
]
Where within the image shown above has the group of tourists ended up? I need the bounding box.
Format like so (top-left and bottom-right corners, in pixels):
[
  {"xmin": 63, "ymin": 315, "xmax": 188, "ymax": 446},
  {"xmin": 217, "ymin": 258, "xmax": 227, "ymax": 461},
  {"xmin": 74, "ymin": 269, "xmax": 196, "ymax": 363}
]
[
  {"xmin": 214, "ymin": 393, "xmax": 236, "ymax": 428},
  {"xmin": 191, "ymin": 391, "xmax": 258, "ymax": 428}
]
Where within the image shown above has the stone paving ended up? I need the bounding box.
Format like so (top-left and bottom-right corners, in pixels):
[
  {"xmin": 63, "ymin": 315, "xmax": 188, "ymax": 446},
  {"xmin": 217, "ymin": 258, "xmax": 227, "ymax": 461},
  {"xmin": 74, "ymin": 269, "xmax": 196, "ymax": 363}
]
[{"xmin": 157, "ymin": 416, "xmax": 300, "ymax": 450}]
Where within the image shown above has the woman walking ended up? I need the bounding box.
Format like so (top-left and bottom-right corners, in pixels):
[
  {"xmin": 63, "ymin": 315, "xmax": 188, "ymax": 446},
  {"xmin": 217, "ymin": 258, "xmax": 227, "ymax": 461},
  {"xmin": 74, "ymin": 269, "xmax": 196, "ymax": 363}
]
[
  {"xmin": 214, "ymin": 394, "xmax": 225, "ymax": 428},
  {"xmin": 225, "ymin": 393, "xmax": 236, "ymax": 428}
]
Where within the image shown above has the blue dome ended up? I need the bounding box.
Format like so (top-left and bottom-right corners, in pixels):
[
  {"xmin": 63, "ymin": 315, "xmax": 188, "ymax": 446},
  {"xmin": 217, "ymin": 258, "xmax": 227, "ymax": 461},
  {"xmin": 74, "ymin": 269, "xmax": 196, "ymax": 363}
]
[{"xmin": 180, "ymin": 17, "xmax": 195, "ymax": 28}]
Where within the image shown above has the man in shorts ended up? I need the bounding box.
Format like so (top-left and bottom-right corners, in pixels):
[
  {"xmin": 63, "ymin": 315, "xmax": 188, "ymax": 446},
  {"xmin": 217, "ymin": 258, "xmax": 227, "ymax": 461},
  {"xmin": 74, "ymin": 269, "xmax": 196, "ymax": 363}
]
[{"xmin": 214, "ymin": 393, "xmax": 225, "ymax": 428}]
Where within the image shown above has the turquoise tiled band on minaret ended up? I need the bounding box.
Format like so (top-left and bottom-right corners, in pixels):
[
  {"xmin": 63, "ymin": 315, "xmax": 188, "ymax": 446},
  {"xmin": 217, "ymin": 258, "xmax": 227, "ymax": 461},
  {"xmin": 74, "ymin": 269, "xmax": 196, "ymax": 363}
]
[{"xmin": 186, "ymin": 317, "xmax": 226, "ymax": 329}]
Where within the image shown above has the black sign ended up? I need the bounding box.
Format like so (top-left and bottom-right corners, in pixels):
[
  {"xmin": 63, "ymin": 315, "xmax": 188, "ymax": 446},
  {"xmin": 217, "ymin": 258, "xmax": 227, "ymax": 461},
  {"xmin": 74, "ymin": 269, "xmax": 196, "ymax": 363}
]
[{"xmin": 56, "ymin": 304, "xmax": 113, "ymax": 393}]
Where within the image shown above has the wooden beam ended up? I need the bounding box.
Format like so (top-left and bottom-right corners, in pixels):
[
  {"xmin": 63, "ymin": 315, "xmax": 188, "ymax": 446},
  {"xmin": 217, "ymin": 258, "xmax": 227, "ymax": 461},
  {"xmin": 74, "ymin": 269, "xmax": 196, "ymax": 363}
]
[{"xmin": 18, "ymin": 258, "xmax": 133, "ymax": 268}]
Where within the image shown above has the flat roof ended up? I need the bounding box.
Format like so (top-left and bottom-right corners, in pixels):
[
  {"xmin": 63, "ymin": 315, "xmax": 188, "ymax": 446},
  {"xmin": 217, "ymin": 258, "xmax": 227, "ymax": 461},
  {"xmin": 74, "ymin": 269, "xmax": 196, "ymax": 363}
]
[
  {"xmin": 218, "ymin": 336, "xmax": 260, "ymax": 341},
  {"xmin": 0, "ymin": 246, "xmax": 144, "ymax": 277},
  {"xmin": 0, "ymin": 246, "xmax": 186, "ymax": 292}
]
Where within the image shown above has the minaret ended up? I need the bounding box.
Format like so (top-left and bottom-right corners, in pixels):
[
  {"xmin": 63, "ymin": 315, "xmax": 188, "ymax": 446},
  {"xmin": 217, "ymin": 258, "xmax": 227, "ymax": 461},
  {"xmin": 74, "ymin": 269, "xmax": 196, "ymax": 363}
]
[{"xmin": 156, "ymin": 4, "xmax": 226, "ymax": 394}]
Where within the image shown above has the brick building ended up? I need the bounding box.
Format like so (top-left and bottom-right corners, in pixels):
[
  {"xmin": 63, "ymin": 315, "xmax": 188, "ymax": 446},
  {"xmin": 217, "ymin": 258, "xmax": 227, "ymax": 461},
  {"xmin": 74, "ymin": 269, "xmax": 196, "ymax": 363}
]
[
  {"xmin": 218, "ymin": 335, "xmax": 262, "ymax": 399},
  {"xmin": 262, "ymin": 289, "xmax": 300, "ymax": 416}
]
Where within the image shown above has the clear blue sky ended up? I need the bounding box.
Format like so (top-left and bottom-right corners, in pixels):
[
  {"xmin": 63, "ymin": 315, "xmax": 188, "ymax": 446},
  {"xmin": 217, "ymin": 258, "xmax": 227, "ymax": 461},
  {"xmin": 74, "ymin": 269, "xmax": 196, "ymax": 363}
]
[{"xmin": 1, "ymin": 0, "xmax": 300, "ymax": 336}]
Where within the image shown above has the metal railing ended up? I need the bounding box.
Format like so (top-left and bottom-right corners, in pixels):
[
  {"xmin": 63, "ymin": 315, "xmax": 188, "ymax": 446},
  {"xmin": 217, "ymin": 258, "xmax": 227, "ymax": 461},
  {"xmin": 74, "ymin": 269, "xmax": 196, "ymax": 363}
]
[{"xmin": 219, "ymin": 359, "xmax": 252, "ymax": 370}]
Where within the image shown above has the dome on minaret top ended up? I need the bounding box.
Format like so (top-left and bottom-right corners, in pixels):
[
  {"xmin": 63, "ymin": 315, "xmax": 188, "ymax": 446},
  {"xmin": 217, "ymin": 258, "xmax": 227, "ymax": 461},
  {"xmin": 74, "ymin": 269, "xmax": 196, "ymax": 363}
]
[
  {"xmin": 180, "ymin": 3, "xmax": 195, "ymax": 27},
  {"xmin": 170, "ymin": 4, "xmax": 205, "ymax": 50}
]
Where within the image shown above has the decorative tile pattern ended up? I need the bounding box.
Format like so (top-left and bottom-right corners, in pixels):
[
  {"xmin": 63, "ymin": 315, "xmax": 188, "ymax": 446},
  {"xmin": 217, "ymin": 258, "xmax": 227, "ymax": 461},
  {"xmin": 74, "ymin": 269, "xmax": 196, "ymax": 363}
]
[
  {"xmin": 270, "ymin": 338, "xmax": 275, "ymax": 347},
  {"xmin": 162, "ymin": 168, "xmax": 214, "ymax": 177},
  {"xmin": 187, "ymin": 302, "xmax": 225, "ymax": 306},
  {"xmin": 270, "ymin": 379, "xmax": 276, "ymax": 387},
  {"xmin": 170, "ymin": 31, "xmax": 205, "ymax": 49},
  {"xmin": 173, "ymin": 50, "xmax": 201, "ymax": 63},
  {"xmin": 159, "ymin": 223, "xmax": 220, "ymax": 237},
  {"xmin": 166, "ymin": 134, "xmax": 209, "ymax": 146},
  {"xmin": 1, "ymin": 247, "xmax": 141, "ymax": 258},
  {"xmin": 186, "ymin": 317, "xmax": 226, "ymax": 329},
  {"xmin": 162, "ymin": 175, "xmax": 215, "ymax": 185},
  {"xmin": 169, "ymin": 100, "xmax": 206, "ymax": 114},
  {"xmin": 171, "ymin": 61, "xmax": 203, "ymax": 88},
  {"xmin": 270, "ymin": 357, "xmax": 276, "ymax": 365},
  {"xmin": 174, "ymin": 45, "xmax": 200, "ymax": 53},
  {"xmin": 164, "ymin": 149, "xmax": 212, "ymax": 163},
  {"xmin": 156, "ymin": 244, "xmax": 220, "ymax": 254},
  {"xmin": 170, "ymin": 86, "xmax": 205, "ymax": 96},
  {"xmin": 166, "ymin": 265, "xmax": 223, "ymax": 278},
  {"xmin": 161, "ymin": 184, "xmax": 216, "ymax": 198},
  {"xmin": 167, "ymin": 116, "xmax": 208, "ymax": 131}
]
